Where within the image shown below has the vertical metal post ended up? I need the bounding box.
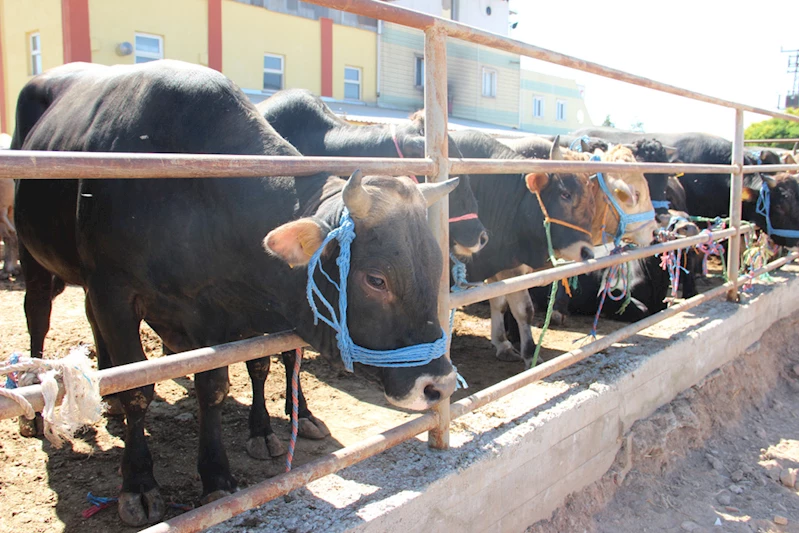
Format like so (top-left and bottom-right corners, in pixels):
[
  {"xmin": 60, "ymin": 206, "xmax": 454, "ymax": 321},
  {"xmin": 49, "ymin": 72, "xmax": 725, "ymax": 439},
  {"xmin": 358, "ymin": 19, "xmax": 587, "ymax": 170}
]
[
  {"xmin": 727, "ymin": 108, "xmax": 745, "ymax": 301},
  {"xmin": 424, "ymin": 24, "xmax": 451, "ymax": 450}
]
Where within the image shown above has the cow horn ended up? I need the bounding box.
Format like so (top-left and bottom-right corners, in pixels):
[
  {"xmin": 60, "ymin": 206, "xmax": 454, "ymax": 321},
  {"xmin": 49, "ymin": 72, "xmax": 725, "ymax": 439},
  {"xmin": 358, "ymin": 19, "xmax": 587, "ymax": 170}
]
[
  {"xmin": 793, "ymin": 141, "xmax": 798, "ymax": 156},
  {"xmin": 342, "ymin": 170, "xmax": 372, "ymax": 219},
  {"xmin": 762, "ymin": 174, "xmax": 777, "ymax": 189},
  {"xmin": 418, "ymin": 177, "xmax": 460, "ymax": 207},
  {"xmin": 550, "ymin": 136, "xmax": 563, "ymax": 161},
  {"xmin": 580, "ymin": 139, "xmax": 591, "ymax": 154}
]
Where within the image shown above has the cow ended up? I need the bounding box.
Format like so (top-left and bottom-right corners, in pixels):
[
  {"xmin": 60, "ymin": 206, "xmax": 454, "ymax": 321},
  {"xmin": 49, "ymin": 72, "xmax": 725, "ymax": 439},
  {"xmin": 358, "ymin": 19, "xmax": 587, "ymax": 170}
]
[
  {"xmin": 487, "ymin": 142, "xmax": 659, "ymax": 362},
  {"xmin": 13, "ymin": 60, "xmax": 460, "ymax": 526},
  {"xmin": 0, "ymin": 133, "xmax": 17, "ymax": 279},
  {"xmin": 575, "ymin": 128, "xmax": 799, "ymax": 246},
  {"xmin": 257, "ymin": 89, "xmax": 488, "ymax": 258}
]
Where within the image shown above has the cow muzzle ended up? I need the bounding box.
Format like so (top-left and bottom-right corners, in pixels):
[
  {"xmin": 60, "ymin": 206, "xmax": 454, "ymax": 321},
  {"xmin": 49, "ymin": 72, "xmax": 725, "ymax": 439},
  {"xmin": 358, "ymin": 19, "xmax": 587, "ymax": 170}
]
[
  {"xmin": 385, "ymin": 371, "xmax": 457, "ymax": 411},
  {"xmin": 555, "ymin": 240, "xmax": 594, "ymax": 262}
]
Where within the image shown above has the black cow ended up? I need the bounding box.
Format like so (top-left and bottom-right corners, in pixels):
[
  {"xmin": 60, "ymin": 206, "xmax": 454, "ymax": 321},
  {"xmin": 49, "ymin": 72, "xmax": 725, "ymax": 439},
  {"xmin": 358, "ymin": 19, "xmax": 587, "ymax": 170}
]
[
  {"xmin": 448, "ymin": 130, "xmax": 597, "ymax": 366},
  {"xmin": 575, "ymin": 128, "xmax": 798, "ymax": 246},
  {"xmin": 13, "ymin": 60, "xmax": 459, "ymax": 526},
  {"xmin": 258, "ymin": 89, "xmax": 488, "ymax": 257}
]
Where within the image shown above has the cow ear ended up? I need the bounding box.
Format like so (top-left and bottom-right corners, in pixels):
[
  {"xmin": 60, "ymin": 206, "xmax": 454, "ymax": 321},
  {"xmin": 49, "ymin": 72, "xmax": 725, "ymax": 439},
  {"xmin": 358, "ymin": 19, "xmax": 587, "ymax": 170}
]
[
  {"xmin": 263, "ymin": 218, "xmax": 328, "ymax": 267},
  {"xmin": 525, "ymin": 173, "xmax": 549, "ymax": 194},
  {"xmin": 610, "ymin": 179, "xmax": 636, "ymax": 208},
  {"xmin": 742, "ymin": 186, "xmax": 759, "ymax": 203}
]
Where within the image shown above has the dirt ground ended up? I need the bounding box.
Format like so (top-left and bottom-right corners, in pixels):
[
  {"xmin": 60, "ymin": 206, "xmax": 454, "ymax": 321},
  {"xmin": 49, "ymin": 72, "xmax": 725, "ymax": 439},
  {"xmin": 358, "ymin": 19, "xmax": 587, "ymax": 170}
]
[
  {"xmin": 531, "ymin": 315, "xmax": 799, "ymax": 533},
  {"xmin": 1, "ymin": 264, "xmax": 657, "ymax": 533}
]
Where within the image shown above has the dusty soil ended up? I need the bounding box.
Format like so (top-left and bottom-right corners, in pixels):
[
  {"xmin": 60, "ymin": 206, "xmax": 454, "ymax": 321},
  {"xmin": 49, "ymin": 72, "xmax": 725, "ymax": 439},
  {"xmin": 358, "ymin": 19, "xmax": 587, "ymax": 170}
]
[
  {"xmin": 530, "ymin": 315, "xmax": 799, "ymax": 533},
  {"xmin": 0, "ymin": 265, "xmax": 665, "ymax": 533}
]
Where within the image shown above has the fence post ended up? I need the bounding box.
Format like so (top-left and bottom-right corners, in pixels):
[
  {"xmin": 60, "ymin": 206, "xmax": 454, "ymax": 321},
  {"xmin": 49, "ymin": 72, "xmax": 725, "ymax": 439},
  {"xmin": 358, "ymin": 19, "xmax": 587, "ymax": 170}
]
[
  {"xmin": 423, "ymin": 23, "xmax": 451, "ymax": 450},
  {"xmin": 727, "ymin": 108, "xmax": 744, "ymax": 301}
]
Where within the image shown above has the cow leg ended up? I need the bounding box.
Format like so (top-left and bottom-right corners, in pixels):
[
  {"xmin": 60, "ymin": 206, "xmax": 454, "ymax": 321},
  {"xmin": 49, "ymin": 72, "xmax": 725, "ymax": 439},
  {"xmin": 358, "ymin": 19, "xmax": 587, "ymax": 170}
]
[
  {"xmin": 17, "ymin": 244, "xmax": 58, "ymax": 437},
  {"xmin": 84, "ymin": 296, "xmax": 124, "ymax": 416},
  {"xmin": 681, "ymin": 251, "xmax": 699, "ymax": 299},
  {"xmin": 490, "ymin": 295, "xmax": 522, "ymax": 362},
  {"xmin": 195, "ymin": 367, "xmax": 238, "ymax": 504},
  {"xmin": 505, "ymin": 289, "xmax": 537, "ymax": 368},
  {"xmin": 86, "ymin": 283, "xmax": 165, "ymax": 526},
  {"xmin": 282, "ymin": 351, "xmax": 330, "ymax": 440},
  {"xmin": 550, "ymin": 282, "xmax": 570, "ymax": 326},
  {"xmin": 1, "ymin": 233, "xmax": 19, "ymax": 278},
  {"xmin": 245, "ymin": 357, "xmax": 285, "ymax": 459}
]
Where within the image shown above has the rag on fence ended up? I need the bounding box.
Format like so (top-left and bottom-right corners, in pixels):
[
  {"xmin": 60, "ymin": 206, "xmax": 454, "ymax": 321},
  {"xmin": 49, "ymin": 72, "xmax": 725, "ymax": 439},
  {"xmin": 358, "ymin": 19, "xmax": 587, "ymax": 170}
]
[{"xmin": 0, "ymin": 346, "xmax": 104, "ymax": 447}]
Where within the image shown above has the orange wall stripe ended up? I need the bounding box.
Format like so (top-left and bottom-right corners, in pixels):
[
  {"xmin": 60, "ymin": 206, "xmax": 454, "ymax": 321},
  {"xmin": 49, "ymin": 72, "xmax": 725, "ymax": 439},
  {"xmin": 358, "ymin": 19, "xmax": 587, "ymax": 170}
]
[
  {"xmin": 320, "ymin": 17, "xmax": 332, "ymax": 97},
  {"xmin": 61, "ymin": 0, "xmax": 91, "ymax": 63},
  {"xmin": 208, "ymin": 0, "xmax": 222, "ymax": 72}
]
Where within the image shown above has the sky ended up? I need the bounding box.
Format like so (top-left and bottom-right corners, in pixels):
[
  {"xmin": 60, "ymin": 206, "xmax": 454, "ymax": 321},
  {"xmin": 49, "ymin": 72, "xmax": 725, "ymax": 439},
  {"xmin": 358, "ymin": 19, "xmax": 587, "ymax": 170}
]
[{"xmin": 508, "ymin": 0, "xmax": 799, "ymax": 138}]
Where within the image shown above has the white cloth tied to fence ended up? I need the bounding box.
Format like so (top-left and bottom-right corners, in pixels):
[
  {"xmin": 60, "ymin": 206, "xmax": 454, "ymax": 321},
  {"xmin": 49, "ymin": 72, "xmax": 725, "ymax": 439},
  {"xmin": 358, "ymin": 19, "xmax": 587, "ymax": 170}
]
[{"xmin": 0, "ymin": 346, "xmax": 105, "ymax": 447}]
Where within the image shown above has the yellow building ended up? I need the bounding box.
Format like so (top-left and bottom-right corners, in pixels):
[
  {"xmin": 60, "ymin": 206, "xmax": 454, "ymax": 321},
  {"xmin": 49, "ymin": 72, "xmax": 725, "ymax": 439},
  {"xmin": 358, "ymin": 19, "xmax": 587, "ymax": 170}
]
[{"xmin": 0, "ymin": 0, "xmax": 379, "ymax": 134}]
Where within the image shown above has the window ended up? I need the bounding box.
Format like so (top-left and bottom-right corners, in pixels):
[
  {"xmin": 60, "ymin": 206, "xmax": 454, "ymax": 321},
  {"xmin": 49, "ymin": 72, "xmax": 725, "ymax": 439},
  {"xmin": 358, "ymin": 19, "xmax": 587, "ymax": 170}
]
[
  {"xmin": 533, "ymin": 96, "xmax": 544, "ymax": 118},
  {"xmin": 414, "ymin": 56, "xmax": 424, "ymax": 88},
  {"xmin": 263, "ymin": 54, "xmax": 284, "ymax": 91},
  {"xmin": 556, "ymin": 100, "xmax": 566, "ymax": 121},
  {"xmin": 482, "ymin": 68, "xmax": 497, "ymax": 98},
  {"xmin": 135, "ymin": 33, "xmax": 163, "ymax": 64},
  {"xmin": 29, "ymin": 33, "xmax": 42, "ymax": 76},
  {"xmin": 344, "ymin": 66, "xmax": 361, "ymax": 100}
]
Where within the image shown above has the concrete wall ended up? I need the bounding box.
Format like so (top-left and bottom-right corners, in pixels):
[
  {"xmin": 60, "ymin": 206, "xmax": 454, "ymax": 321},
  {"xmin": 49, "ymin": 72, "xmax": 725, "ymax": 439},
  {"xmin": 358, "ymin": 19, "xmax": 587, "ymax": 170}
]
[{"xmin": 211, "ymin": 269, "xmax": 799, "ymax": 533}]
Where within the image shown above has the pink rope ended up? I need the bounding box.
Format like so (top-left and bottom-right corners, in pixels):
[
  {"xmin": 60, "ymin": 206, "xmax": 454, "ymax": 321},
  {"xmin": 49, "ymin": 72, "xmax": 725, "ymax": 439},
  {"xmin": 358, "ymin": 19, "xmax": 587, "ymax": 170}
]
[{"xmin": 390, "ymin": 124, "xmax": 419, "ymax": 184}]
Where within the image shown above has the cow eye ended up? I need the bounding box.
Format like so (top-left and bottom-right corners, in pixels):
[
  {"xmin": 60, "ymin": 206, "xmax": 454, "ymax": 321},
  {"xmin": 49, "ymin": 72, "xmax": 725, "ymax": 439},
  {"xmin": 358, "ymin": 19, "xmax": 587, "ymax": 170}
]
[
  {"xmin": 561, "ymin": 191, "xmax": 572, "ymax": 201},
  {"xmin": 366, "ymin": 273, "xmax": 387, "ymax": 291}
]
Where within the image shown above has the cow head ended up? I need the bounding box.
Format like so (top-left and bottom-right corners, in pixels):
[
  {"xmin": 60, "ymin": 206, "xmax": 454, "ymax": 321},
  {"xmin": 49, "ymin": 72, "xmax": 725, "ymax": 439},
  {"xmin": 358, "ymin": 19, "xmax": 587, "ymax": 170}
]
[
  {"xmin": 402, "ymin": 114, "xmax": 489, "ymax": 258},
  {"xmin": 264, "ymin": 171, "xmax": 459, "ymax": 410},
  {"xmin": 593, "ymin": 145, "xmax": 658, "ymax": 247},
  {"xmin": 626, "ymin": 138, "xmax": 675, "ymax": 216},
  {"xmin": 656, "ymin": 210, "xmax": 700, "ymax": 237},
  {"xmin": 521, "ymin": 140, "xmax": 596, "ymax": 263},
  {"xmin": 743, "ymin": 172, "xmax": 799, "ymax": 247}
]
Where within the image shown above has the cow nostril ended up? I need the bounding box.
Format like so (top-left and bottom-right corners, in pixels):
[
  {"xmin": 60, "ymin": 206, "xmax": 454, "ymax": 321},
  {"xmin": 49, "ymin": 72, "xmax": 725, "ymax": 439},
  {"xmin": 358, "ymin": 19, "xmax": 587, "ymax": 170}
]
[
  {"xmin": 478, "ymin": 231, "xmax": 489, "ymax": 248},
  {"xmin": 423, "ymin": 384, "xmax": 441, "ymax": 403},
  {"xmin": 580, "ymin": 246, "xmax": 594, "ymax": 261}
]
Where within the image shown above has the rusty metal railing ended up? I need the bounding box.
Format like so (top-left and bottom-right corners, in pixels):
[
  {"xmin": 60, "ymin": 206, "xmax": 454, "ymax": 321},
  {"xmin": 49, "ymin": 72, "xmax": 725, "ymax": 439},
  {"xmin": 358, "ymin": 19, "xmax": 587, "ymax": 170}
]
[{"xmin": 2, "ymin": 1, "xmax": 799, "ymax": 531}]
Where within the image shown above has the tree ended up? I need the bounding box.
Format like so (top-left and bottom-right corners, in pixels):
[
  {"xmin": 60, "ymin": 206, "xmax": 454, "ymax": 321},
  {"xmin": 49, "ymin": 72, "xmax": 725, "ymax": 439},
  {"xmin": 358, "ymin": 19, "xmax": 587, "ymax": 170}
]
[
  {"xmin": 744, "ymin": 108, "xmax": 799, "ymax": 149},
  {"xmin": 630, "ymin": 120, "xmax": 644, "ymax": 132},
  {"xmin": 602, "ymin": 115, "xmax": 615, "ymax": 128}
]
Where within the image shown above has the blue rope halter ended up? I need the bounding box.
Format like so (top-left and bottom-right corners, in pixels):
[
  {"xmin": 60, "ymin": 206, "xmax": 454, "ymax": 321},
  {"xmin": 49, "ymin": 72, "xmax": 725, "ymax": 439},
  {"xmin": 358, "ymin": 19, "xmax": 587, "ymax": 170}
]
[
  {"xmin": 569, "ymin": 135, "xmax": 591, "ymax": 152},
  {"xmin": 651, "ymin": 200, "xmax": 670, "ymax": 210},
  {"xmin": 590, "ymin": 155, "xmax": 655, "ymax": 246},
  {"xmin": 306, "ymin": 208, "xmax": 448, "ymax": 372},
  {"xmin": 755, "ymin": 182, "xmax": 799, "ymax": 239}
]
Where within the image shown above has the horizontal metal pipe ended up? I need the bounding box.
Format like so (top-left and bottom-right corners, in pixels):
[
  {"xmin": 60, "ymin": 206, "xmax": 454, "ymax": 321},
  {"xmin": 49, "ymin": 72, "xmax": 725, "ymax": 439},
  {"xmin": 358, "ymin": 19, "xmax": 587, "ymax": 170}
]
[
  {"xmin": 743, "ymin": 139, "xmax": 799, "ymax": 144},
  {"xmin": 450, "ymin": 226, "xmax": 747, "ymax": 309},
  {"xmin": 0, "ymin": 152, "xmax": 435, "ymax": 179},
  {"xmin": 450, "ymin": 160, "xmax": 736, "ymax": 175},
  {"xmin": 743, "ymin": 164, "xmax": 799, "ymax": 174},
  {"xmin": 0, "ymin": 331, "xmax": 307, "ymax": 420},
  {"xmin": 303, "ymin": 0, "xmax": 798, "ymax": 122},
  {"xmin": 140, "ymin": 412, "xmax": 439, "ymax": 533},
  {"xmin": 451, "ymin": 249, "xmax": 798, "ymax": 419}
]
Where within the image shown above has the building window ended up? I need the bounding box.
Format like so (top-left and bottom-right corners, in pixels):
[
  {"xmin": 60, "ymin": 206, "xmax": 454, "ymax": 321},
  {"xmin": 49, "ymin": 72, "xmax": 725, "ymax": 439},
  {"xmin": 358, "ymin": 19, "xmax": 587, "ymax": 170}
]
[
  {"xmin": 533, "ymin": 96, "xmax": 544, "ymax": 118},
  {"xmin": 263, "ymin": 54, "xmax": 284, "ymax": 91},
  {"xmin": 135, "ymin": 33, "xmax": 163, "ymax": 64},
  {"xmin": 344, "ymin": 66, "xmax": 361, "ymax": 100},
  {"xmin": 556, "ymin": 100, "xmax": 566, "ymax": 121},
  {"xmin": 482, "ymin": 68, "xmax": 497, "ymax": 98},
  {"xmin": 29, "ymin": 33, "xmax": 42, "ymax": 75},
  {"xmin": 414, "ymin": 56, "xmax": 424, "ymax": 88}
]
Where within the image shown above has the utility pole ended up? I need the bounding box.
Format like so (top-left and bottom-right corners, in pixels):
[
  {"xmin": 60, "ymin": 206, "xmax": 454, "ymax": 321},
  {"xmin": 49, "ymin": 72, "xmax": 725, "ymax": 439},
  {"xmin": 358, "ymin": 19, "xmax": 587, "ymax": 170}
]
[{"xmin": 782, "ymin": 47, "xmax": 799, "ymax": 109}]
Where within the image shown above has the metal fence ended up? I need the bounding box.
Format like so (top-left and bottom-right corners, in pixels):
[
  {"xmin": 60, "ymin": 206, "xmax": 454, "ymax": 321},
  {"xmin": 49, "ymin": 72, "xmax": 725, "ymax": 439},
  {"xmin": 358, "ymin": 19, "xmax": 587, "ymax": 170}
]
[{"xmin": 1, "ymin": 1, "xmax": 799, "ymax": 531}]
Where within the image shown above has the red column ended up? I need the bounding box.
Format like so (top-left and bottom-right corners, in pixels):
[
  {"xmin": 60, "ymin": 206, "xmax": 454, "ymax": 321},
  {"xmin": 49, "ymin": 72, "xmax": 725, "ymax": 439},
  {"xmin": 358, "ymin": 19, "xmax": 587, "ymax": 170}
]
[
  {"xmin": 208, "ymin": 0, "xmax": 222, "ymax": 72},
  {"xmin": 61, "ymin": 0, "xmax": 91, "ymax": 63},
  {"xmin": 320, "ymin": 17, "xmax": 333, "ymax": 97}
]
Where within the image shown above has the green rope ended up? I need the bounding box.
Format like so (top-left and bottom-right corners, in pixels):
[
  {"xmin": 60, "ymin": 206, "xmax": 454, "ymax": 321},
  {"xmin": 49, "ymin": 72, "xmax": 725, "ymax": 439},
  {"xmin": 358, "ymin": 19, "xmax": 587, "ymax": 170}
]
[{"xmin": 530, "ymin": 220, "xmax": 559, "ymax": 369}]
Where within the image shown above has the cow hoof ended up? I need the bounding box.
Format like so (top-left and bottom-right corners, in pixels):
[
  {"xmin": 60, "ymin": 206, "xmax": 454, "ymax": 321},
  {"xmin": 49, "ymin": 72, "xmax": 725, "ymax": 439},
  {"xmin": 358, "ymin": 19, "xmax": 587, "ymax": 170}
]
[
  {"xmin": 550, "ymin": 310, "xmax": 568, "ymax": 326},
  {"xmin": 495, "ymin": 346, "xmax": 522, "ymax": 362},
  {"xmin": 18, "ymin": 414, "xmax": 42, "ymax": 438},
  {"xmin": 200, "ymin": 489, "xmax": 232, "ymax": 506},
  {"xmin": 103, "ymin": 396, "xmax": 125, "ymax": 417},
  {"xmin": 298, "ymin": 416, "xmax": 331, "ymax": 440},
  {"xmin": 246, "ymin": 434, "xmax": 286, "ymax": 459},
  {"xmin": 118, "ymin": 488, "xmax": 165, "ymax": 526}
]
